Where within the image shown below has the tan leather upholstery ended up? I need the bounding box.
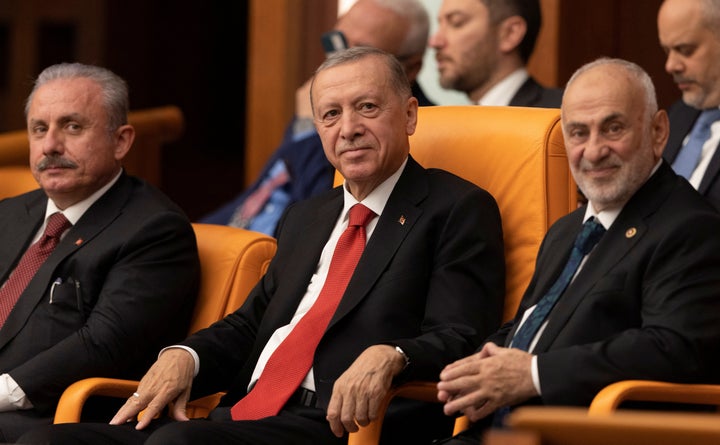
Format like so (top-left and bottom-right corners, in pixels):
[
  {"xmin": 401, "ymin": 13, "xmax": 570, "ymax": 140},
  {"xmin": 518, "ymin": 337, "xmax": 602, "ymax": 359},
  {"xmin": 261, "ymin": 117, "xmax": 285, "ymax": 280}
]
[
  {"xmin": 53, "ymin": 223, "xmax": 277, "ymax": 423},
  {"xmin": 342, "ymin": 105, "xmax": 575, "ymax": 445},
  {"xmin": 491, "ymin": 406, "xmax": 720, "ymax": 445},
  {"xmin": 0, "ymin": 105, "xmax": 183, "ymax": 187},
  {"xmin": 0, "ymin": 166, "xmax": 38, "ymax": 199},
  {"xmin": 589, "ymin": 379, "xmax": 720, "ymax": 414}
]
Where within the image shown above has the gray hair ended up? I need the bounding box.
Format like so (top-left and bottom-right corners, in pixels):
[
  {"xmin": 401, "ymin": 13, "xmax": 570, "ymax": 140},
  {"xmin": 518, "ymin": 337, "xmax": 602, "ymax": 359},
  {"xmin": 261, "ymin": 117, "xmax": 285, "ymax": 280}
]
[
  {"xmin": 310, "ymin": 47, "xmax": 412, "ymax": 113},
  {"xmin": 698, "ymin": 0, "xmax": 720, "ymax": 36},
  {"xmin": 373, "ymin": 0, "xmax": 430, "ymax": 58},
  {"xmin": 25, "ymin": 62, "xmax": 129, "ymax": 134},
  {"xmin": 564, "ymin": 57, "xmax": 658, "ymax": 122}
]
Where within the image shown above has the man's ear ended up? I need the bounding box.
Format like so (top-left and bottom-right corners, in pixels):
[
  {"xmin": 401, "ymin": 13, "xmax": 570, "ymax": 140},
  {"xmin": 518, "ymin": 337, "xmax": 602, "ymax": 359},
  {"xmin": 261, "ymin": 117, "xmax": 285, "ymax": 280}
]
[
  {"xmin": 113, "ymin": 124, "xmax": 135, "ymax": 161},
  {"xmin": 400, "ymin": 53, "xmax": 424, "ymax": 85},
  {"xmin": 497, "ymin": 16, "xmax": 527, "ymax": 55}
]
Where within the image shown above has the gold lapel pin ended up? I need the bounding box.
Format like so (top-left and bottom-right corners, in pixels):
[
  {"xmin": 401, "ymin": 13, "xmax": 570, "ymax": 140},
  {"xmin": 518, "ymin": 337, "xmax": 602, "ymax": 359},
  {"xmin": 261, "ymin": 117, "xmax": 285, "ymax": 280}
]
[
  {"xmin": 625, "ymin": 227, "xmax": 637, "ymax": 238},
  {"xmin": 398, "ymin": 215, "xmax": 406, "ymax": 225},
  {"xmin": 75, "ymin": 238, "xmax": 83, "ymax": 246}
]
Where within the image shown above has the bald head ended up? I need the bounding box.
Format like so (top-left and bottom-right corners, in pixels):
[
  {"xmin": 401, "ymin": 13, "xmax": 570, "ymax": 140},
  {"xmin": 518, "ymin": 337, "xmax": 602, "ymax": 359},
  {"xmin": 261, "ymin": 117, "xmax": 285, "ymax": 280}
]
[{"xmin": 561, "ymin": 58, "xmax": 669, "ymax": 211}]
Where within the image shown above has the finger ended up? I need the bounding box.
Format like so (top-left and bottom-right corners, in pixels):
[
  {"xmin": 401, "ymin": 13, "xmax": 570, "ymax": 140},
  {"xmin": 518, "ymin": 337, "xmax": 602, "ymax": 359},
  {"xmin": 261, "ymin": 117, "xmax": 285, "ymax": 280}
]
[
  {"xmin": 109, "ymin": 393, "xmax": 146, "ymax": 425},
  {"xmin": 169, "ymin": 387, "xmax": 192, "ymax": 422},
  {"xmin": 326, "ymin": 393, "xmax": 345, "ymax": 438},
  {"xmin": 135, "ymin": 397, "xmax": 168, "ymax": 430},
  {"xmin": 352, "ymin": 392, "xmax": 370, "ymax": 428}
]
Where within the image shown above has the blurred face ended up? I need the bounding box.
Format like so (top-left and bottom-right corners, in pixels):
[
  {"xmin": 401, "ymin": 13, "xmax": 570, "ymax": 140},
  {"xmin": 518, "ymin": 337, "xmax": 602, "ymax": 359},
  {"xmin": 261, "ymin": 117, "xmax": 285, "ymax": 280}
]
[
  {"xmin": 311, "ymin": 56, "xmax": 418, "ymax": 200},
  {"xmin": 429, "ymin": 0, "xmax": 499, "ymax": 101},
  {"xmin": 658, "ymin": 0, "xmax": 720, "ymax": 109},
  {"xmin": 561, "ymin": 65, "xmax": 668, "ymax": 212},
  {"xmin": 335, "ymin": 0, "xmax": 420, "ymax": 82},
  {"xmin": 27, "ymin": 77, "xmax": 133, "ymax": 209},
  {"xmin": 336, "ymin": 0, "xmax": 409, "ymax": 55}
]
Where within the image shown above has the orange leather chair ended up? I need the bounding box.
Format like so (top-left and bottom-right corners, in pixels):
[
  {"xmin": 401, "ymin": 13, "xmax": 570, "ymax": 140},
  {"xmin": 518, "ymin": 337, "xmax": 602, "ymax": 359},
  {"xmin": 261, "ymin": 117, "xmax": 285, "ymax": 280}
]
[
  {"xmin": 0, "ymin": 166, "xmax": 38, "ymax": 199},
  {"xmin": 339, "ymin": 105, "xmax": 576, "ymax": 445},
  {"xmin": 0, "ymin": 105, "xmax": 183, "ymax": 188},
  {"xmin": 53, "ymin": 223, "xmax": 277, "ymax": 423},
  {"xmin": 588, "ymin": 379, "xmax": 720, "ymax": 415},
  {"xmin": 491, "ymin": 406, "xmax": 720, "ymax": 445}
]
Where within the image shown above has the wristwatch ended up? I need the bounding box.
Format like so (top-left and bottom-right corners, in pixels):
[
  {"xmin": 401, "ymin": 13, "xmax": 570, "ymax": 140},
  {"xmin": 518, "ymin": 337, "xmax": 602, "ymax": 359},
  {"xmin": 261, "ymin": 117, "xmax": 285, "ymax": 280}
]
[{"xmin": 394, "ymin": 345, "xmax": 410, "ymax": 370}]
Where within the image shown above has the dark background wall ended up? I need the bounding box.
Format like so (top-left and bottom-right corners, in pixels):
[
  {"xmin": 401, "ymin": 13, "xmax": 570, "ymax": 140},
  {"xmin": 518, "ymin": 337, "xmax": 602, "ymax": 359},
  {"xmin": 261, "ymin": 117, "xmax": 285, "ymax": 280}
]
[{"xmin": 0, "ymin": 0, "xmax": 249, "ymax": 221}]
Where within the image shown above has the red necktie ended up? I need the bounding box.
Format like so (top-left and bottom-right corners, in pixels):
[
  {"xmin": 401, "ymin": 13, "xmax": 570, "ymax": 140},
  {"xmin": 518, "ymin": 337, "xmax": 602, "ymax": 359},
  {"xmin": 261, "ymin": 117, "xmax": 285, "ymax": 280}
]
[
  {"xmin": 0, "ymin": 212, "xmax": 71, "ymax": 326},
  {"xmin": 231, "ymin": 203, "xmax": 376, "ymax": 420}
]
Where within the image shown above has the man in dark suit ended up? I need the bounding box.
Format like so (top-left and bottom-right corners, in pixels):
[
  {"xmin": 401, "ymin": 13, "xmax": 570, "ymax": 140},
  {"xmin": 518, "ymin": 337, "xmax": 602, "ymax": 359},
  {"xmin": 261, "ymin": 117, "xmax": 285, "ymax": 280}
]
[
  {"xmin": 658, "ymin": 0, "xmax": 720, "ymax": 210},
  {"xmin": 0, "ymin": 63, "xmax": 200, "ymax": 441},
  {"xmin": 433, "ymin": 58, "xmax": 720, "ymax": 444},
  {"xmin": 429, "ymin": 0, "xmax": 562, "ymax": 107},
  {"xmin": 199, "ymin": 0, "xmax": 434, "ymax": 236},
  {"xmin": 21, "ymin": 47, "xmax": 505, "ymax": 445}
]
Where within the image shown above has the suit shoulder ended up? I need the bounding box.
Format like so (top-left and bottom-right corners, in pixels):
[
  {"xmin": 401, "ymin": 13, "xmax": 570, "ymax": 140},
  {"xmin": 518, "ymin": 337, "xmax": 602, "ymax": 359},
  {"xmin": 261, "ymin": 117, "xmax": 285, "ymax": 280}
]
[{"xmin": 424, "ymin": 168, "xmax": 497, "ymax": 203}]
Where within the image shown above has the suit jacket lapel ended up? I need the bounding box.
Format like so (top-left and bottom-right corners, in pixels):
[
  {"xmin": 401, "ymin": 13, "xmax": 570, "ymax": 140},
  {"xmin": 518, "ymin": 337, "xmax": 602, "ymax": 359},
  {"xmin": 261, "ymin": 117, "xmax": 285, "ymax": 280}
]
[
  {"xmin": 532, "ymin": 163, "xmax": 676, "ymax": 352},
  {"xmin": 698, "ymin": 141, "xmax": 720, "ymax": 194},
  {"xmin": 329, "ymin": 157, "xmax": 427, "ymax": 326},
  {"xmin": 509, "ymin": 77, "xmax": 542, "ymax": 107},
  {"xmin": 0, "ymin": 175, "xmax": 132, "ymax": 346},
  {"xmin": 0, "ymin": 193, "xmax": 46, "ymax": 282},
  {"xmin": 664, "ymin": 102, "xmax": 699, "ymax": 162},
  {"xmin": 265, "ymin": 193, "xmax": 342, "ymax": 329}
]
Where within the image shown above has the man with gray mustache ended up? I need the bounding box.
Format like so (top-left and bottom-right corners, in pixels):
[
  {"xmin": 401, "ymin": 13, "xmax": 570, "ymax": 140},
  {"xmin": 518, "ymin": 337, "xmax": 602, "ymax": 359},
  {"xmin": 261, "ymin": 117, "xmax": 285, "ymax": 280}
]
[{"xmin": 0, "ymin": 62, "xmax": 200, "ymax": 441}]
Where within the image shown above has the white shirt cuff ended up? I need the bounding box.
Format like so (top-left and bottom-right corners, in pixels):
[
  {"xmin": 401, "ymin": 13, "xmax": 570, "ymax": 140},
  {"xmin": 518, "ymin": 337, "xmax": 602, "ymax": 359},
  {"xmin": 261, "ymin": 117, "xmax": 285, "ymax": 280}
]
[
  {"xmin": 160, "ymin": 345, "xmax": 200, "ymax": 377},
  {"xmin": 0, "ymin": 373, "xmax": 33, "ymax": 412},
  {"xmin": 531, "ymin": 355, "xmax": 542, "ymax": 395}
]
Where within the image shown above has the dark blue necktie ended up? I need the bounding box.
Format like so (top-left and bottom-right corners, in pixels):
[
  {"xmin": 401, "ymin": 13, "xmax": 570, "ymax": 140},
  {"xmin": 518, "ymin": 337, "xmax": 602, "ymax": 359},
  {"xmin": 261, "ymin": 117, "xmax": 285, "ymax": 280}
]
[
  {"xmin": 510, "ymin": 217, "xmax": 606, "ymax": 351},
  {"xmin": 672, "ymin": 108, "xmax": 720, "ymax": 180},
  {"xmin": 493, "ymin": 217, "xmax": 606, "ymax": 428}
]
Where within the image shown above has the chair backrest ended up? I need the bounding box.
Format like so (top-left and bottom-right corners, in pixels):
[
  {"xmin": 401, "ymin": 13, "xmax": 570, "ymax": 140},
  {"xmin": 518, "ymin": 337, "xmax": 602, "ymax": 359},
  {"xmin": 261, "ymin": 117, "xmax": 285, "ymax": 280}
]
[
  {"xmin": 0, "ymin": 166, "xmax": 38, "ymax": 199},
  {"xmin": 335, "ymin": 105, "xmax": 575, "ymax": 321},
  {"xmin": 189, "ymin": 223, "xmax": 277, "ymax": 334},
  {"xmin": 0, "ymin": 105, "xmax": 183, "ymax": 188}
]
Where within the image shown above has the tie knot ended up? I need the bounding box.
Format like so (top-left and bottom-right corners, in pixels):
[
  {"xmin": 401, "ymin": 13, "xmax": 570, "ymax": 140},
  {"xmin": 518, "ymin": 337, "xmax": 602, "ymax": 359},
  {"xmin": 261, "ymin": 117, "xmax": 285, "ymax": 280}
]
[
  {"xmin": 45, "ymin": 212, "xmax": 71, "ymax": 239},
  {"xmin": 696, "ymin": 109, "xmax": 720, "ymax": 129},
  {"xmin": 348, "ymin": 204, "xmax": 375, "ymax": 228},
  {"xmin": 575, "ymin": 217, "xmax": 606, "ymax": 255}
]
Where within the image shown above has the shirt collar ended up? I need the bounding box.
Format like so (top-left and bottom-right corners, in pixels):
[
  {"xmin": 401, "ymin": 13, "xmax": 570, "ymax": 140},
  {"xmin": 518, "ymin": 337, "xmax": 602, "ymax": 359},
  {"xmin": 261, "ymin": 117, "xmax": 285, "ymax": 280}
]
[
  {"xmin": 45, "ymin": 169, "xmax": 123, "ymax": 224},
  {"xmin": 341, "ymin": 157, "xmax": 407, "ymax": 220},
  {"xmin": 477, "ymin": 68, "xmax": 529, "ymax": 106}
]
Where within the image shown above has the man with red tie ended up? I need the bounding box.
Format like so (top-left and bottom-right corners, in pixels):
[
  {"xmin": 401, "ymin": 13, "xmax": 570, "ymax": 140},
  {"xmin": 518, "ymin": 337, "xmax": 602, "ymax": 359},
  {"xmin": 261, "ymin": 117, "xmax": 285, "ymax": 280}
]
[{"xmin": 22, "ymin": 48, "xmax": 505, "ymax": 445}]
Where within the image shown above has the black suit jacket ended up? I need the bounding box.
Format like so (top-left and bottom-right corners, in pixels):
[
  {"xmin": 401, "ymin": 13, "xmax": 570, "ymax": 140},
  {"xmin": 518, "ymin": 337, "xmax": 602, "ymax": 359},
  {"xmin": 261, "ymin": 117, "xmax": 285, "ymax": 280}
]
[
  {"xmin": 486, "ymin": 162, "xmax": 720, "ymax": 407},
  {"xmin": 665, "ymin": 100, "xmax": 720, "ymax": 210},
  {"xmin": 509, "ymin": 77, "xmax": 563, "ymax": 108},
  {"xmin": 0, "ymin": 173, "xmax": 200, "ymax": 416},
  {"xmin": 184, "ymin": 156, "xmax": 506, "ymax": 410}
]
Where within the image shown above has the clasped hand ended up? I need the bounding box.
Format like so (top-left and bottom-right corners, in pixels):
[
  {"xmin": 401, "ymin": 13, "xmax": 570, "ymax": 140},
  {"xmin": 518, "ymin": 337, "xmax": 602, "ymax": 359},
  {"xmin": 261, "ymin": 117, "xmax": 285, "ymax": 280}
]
[{"xmin": 436, "ymin": 342, "xmax": 537, "ymax": 422}]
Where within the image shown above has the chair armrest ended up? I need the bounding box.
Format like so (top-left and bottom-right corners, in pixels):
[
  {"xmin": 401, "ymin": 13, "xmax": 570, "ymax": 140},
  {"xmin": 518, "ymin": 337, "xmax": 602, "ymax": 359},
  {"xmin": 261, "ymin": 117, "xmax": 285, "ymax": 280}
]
[
  {"xmin": 54, "ymin": 377, "xmax": 139, "ymax": 424},
  {"xmin": 347, "ymin": 382, "xmax": 437, "ymax": 445},
  {"xmin": 347, "ymin": 381, "xmax": 470, "ymax": 445},
  {"xmin": 589, "ymin": 380, "xmax": 720, "ymax": 415},
  {"xmin": 54, "ymin": 377, "xmax": 226, "ymax": 424}
]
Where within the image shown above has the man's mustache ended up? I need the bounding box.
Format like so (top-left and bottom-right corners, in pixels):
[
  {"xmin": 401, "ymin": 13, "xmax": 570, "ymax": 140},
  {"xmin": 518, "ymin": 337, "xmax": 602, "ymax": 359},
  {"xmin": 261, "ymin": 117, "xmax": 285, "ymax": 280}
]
[{"xmin": 37, "ymin": 155, "xmax": 78, "ymax": 171}]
